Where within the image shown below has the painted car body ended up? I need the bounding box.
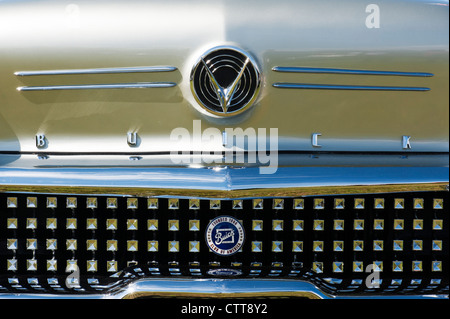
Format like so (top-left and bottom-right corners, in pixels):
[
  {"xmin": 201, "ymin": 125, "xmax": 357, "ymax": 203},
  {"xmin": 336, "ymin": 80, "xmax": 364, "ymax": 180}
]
[{"xmin": 0, "ymin": 0, "xmax": 448, "ymax": 299}]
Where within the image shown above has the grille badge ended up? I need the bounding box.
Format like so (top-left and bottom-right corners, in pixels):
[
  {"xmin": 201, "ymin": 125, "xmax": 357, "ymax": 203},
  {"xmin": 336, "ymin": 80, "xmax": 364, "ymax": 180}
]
[
  {"xmin": 190, "ymin": 46, "xmax": 261, "ymax": 117},
  {"xmin": 205, "ymin": 216, "xmax": 245, "ymax": 256}
]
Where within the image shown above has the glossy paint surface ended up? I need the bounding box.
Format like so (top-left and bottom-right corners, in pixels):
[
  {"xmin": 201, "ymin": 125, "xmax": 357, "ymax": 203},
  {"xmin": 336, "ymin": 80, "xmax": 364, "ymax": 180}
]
[{"xmin": 0, "ymin": 0, "xmax": 448, "ymax": 154}]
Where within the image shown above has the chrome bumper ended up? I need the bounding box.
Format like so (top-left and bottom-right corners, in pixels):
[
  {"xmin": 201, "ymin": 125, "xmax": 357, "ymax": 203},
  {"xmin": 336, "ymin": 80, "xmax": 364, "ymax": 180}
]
[
  {"xmin": 0, "ymin": 278, "xmax": 447, "ymax": 299},
  {"xmin": 0, "ymin": 153, "xmax": 448, "ymax": 197}
]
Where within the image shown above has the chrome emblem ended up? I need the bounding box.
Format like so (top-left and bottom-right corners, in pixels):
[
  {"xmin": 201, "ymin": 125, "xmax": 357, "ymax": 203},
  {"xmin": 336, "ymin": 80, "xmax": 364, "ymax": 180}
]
[
  {"xmin": 205, "ymin": 216, "xmax": 245, "ymax": 256},
  {"xmin": 191, "ymin": 46, "xmax": 261, "ymax": 117}
]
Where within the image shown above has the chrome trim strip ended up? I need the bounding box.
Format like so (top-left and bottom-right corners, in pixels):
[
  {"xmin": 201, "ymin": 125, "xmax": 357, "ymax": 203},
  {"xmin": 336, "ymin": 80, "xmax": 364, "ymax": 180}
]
[
  {"xmin": 0, "ymin": 165, "xmax": 447, "ymax": 198},
  {"xmin": 273, "ymin": 83, "xmax": 430, "ymax": 91},
  {"xmin": 272, "ymin": 66, "xmax": 434, "ymax": 77},
  {"xmin": 17, "ymin": 82, "xmax": 177, "ymax": 91},
  {"xmin": 116, "ymin": 279, "xmax": 330, "ymax": 299},
  {"xmin": 14, "ymin": 66, "xmax": 177, "ymax": 76},
  {"xmin": 0, "ymin": 278, "xmax": 447, "ymax": 299}
]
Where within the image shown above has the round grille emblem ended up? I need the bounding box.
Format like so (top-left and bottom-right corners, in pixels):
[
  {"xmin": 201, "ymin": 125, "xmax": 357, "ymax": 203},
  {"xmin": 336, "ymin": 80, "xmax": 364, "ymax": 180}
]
[
  {"xmin": 205, "ymin": 216, "xmax": 245, "ymax": 256},
  {"xmin": 190, "ymin": 46, "xmax": 261, "ymax": 117}
]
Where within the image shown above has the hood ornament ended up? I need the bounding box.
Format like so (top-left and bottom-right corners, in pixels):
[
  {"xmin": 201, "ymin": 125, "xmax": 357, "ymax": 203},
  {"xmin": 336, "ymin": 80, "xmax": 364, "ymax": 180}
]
[{"xmin": 191, "ymin": 46, "xmax": 261, "ymax": 117}]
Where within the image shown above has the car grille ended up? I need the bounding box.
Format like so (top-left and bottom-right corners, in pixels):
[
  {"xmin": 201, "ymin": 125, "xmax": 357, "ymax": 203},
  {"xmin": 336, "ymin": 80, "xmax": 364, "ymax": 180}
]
[{"xmin": 0, "ymin": 191, "xmax": 448, "ymax": 296}]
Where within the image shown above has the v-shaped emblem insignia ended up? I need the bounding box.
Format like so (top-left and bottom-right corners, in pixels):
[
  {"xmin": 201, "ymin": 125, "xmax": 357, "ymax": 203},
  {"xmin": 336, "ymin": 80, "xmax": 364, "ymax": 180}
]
[{"xmin": 201, "ymin": 57, "xmax": 250, "ymax": 114}]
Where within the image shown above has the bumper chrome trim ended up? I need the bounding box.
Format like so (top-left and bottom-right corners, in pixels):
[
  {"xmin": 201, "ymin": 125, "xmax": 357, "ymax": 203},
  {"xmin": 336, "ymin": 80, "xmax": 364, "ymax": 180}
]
[
  {"xmin": 0, "ymin": 164, "xmax": 447, "ymax": 198},
  {"xmin": 0, "ymin": 279, "xmax": 447, "ymax": 299},
  {"xmin": 117, "ymin": 279, "xmax": 329, "ymax": 299}
]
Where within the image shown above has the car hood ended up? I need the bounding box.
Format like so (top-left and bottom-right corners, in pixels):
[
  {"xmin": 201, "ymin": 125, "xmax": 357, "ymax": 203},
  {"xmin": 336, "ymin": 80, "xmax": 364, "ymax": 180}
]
[{"xmin": 0, "ymin": 0, "xmax": 448, "ymax": 154}]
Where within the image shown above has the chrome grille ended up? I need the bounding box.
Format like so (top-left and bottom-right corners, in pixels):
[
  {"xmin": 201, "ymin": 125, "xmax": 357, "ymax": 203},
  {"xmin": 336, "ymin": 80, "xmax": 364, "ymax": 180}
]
[{"xmin": 0, "ymin": 192, "xmax": 448, "ymax": 296}]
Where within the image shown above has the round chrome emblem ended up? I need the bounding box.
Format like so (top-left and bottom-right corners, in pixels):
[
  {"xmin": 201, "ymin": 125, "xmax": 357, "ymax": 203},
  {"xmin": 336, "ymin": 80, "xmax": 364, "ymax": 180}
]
[
  {"xmin": 190, "ymin": 46, "xmax": 261, "ymax": 117},
  {"xmin": 205, "ymin": 216, "xmax": 245, "ymax": 256}
]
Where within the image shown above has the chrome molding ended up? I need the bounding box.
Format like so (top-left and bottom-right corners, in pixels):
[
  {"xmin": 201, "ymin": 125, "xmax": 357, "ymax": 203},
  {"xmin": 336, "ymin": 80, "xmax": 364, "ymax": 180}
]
[
  {"xmin": 0, "ymin": 278, "xmax": 447, "ymax": 299},
  {"xmin": 272, "ymin": 83, "xmax": 430, "ymax": 91},
  {"xmin": 117, "ymin": 279, "xmax": 330, "ymax": 299},
  {"xmin": 272, "ymin": 66, "xmax": 434, "ymax": 77},
  {"xmin": 0, "ymin": 163, "xmax": 447, "ymax": 198},
  {"xmin": 14, "ymin": 66, "xmax": 177, "ymax": 76},
  {"xmin": 17, "ymin": 82, "xmax": 176, "ymax": 92},
  {"xmin": 115, "ymin": 278, "xmax": 449, "ymax": 299}
]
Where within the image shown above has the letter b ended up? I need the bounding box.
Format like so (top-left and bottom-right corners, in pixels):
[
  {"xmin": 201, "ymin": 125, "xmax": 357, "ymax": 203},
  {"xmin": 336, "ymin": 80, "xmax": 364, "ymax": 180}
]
[{"xmin": 36, "ymin": 134, "xmax": 46, "ymax": 148}]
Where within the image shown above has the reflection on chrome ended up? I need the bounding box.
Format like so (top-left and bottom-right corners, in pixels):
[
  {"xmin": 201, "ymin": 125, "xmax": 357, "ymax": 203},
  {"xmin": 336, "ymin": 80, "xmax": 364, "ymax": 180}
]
[
  {"xmin": 14, "ymin": 66, "xmax": 177, "ymax": 76},
  {"xmin": 0, "ymin": 164, "xmax": 447, "ymax": 197},
  {"xmin": 272, "ymin": 83, "xmax": 430, "ymax": 91},
  {"xmin": 17, "ymin": 82, "xmax": 177, "ymax": 92},
  {"xmin": 0, "ymin": 278, "xmax": 447, "ymax": 299},
  {"xmin": 272, "ymin": 66, "xmax": 434, "ymax": 77}
]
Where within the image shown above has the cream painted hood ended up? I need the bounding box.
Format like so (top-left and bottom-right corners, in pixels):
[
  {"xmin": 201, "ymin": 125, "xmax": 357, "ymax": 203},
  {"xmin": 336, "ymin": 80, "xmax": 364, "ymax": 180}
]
[{"xmin": 0, "ymin": 0, "xmax": 448, "ymax": 154}]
